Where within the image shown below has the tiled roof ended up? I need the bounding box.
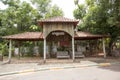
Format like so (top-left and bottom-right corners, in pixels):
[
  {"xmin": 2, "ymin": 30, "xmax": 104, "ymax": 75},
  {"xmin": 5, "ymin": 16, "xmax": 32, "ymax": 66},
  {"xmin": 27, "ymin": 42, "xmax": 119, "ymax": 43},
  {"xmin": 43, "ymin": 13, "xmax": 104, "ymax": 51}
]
[
  {"xmin": 2, "ymin": 31, "xmax": 106, "ymax": 41},
  {"xmin": 74, "ymin": 31, "xmax": 104, "ymax": 40},
  {"xmin": 2, "ymin": 32, "xmax": 43, "ymax": 41},
  {"xmin": 39, "ymin": 16, "xmax": 79, "ymax": 22},
  {"xmin": 38, "ymin": 16, "xmax": 79, "ymax": 27}
]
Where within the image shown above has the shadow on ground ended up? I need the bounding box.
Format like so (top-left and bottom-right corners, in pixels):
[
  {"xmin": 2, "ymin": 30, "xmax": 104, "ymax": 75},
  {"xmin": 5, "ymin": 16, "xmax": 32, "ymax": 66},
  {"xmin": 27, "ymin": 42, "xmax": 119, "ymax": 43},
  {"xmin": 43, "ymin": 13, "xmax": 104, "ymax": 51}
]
[
  {"xmin": 98, "ymin": 64, "xmax": 120, "ymax": 72},
  {"xmin": 78, "ymin": 57, "xmax": 120, "ymax": 72}
]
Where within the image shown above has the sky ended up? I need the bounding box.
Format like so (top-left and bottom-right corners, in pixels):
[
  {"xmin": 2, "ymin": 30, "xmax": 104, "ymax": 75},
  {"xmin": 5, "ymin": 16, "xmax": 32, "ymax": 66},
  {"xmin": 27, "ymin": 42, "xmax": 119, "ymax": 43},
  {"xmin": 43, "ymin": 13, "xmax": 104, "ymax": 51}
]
[
  {"xmin": 52, "ymin": 0, "xmax": 85, "ymax": 19},
  {"xmin": 51, "ymin": 0, "xmax": 76, "ymax": 19},
  {"xmin": 0, "ymin": 2, "xmax": 8, "ymax": 10},
  {"xmin": 0, "ymin": 0, "xmax": 85, "ymax": 19}
]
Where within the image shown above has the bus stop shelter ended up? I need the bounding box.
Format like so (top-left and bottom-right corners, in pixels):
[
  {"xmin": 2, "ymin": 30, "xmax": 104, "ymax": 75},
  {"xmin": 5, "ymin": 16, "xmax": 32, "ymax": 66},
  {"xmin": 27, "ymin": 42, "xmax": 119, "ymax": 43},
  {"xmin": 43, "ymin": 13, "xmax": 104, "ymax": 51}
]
[{"xmin": 2, "ymin": 17, "xmax": 107, "ymax": 63}]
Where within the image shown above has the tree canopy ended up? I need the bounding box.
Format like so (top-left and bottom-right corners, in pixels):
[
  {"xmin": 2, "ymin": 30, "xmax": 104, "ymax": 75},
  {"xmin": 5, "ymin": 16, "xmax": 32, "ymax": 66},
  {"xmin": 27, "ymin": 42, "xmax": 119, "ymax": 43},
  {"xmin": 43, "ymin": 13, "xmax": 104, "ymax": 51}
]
[
  {"xmin": 45, "ymin": 4, "xmax": 64, "ymax": 18},
  {"xmin": 30, "ymin": 0, "xmax": 63, "ymax": 18},
  {"xmin": 74, "ymin": 0, "xmax": 120, "ymax": 53},
  {"xmin": 0, "ymin": 0, "xmax": 64, "ymax": 36}
]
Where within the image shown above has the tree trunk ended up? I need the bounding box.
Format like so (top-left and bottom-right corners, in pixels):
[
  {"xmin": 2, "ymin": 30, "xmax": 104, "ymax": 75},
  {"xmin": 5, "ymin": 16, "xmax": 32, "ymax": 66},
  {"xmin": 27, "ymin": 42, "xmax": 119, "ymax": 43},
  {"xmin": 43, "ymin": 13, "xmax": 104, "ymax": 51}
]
[
  {"xmin": 0, "ymin": 54, "xmax": 3, "ymax": 61},
  {"xmin": 108, "ymin": 38, "xmax": 114, "ymax": 56}
]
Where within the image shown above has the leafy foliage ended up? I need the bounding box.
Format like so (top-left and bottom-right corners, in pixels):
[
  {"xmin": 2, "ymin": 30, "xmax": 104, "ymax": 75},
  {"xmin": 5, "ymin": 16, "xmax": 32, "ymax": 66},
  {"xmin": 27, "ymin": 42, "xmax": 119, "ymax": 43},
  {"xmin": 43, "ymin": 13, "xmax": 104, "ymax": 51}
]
[
  {"xmin": 0, "ymin": 42, "xmax": 8, "ymax": 55},
  {"xmin": 73, "ymin": 4, "xmax": 86, "ymax": 19},
  {"xmin": 31, "ymin": 0, "xmax": 51, "ymax": 18},
  {"xmin": 74, "ymin": 0, "xmax": 120, "ymax": 54},
  {"xmin": 31, "ymin": 0, "xmax": 64, "ymax": 19},
  {"xmin": 0, "ymin": 0, "xmax": 40, "ymax": 36},
  {"xmin": 0, "ymin": 0, "xmax": 64, "ymax": 36},
  {"xmin": 45, "ymin": 4, "xmax": 64, "ymax": 18}
]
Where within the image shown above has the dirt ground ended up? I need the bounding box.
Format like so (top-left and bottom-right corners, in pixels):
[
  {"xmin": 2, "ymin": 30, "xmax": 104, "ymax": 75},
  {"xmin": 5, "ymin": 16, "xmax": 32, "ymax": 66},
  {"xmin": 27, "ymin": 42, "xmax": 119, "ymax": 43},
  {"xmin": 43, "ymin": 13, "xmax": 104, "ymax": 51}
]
[{"xmin": 2, "ymin": 56, "xmax": 120, "ymax": 64}]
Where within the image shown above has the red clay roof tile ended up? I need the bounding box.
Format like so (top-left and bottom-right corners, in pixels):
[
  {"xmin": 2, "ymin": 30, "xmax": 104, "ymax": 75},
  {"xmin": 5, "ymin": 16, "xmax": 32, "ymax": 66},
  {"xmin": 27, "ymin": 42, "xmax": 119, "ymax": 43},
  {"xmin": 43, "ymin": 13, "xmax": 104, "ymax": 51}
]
[{"xmin": 2, "ymin": 32, "xmax": 43, "ymax": 41}]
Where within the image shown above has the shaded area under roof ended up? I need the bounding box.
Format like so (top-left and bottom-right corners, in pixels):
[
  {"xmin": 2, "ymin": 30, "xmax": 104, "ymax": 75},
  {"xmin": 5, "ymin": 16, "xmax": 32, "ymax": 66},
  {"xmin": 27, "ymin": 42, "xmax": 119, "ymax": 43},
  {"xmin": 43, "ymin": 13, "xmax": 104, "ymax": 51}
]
[
  {"xmin": 38, "ymin": 16, "xmax": 79, "ymax": 27},
  {"xmin": 2, "ymin": 31, "xmax": 107, "ymax": 41}
]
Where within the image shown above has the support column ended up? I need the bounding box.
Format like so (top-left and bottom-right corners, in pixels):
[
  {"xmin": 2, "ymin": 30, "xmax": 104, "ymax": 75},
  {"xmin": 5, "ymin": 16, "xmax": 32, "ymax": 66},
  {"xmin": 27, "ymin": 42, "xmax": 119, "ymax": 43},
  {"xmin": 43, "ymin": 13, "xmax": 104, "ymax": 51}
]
[
  {"xmin": 43, "ymin": 38, "xmax": 46, "ymax": 63},
  {"xmin": 102, "ymin": 38, "xmax": 106, "ymax": 58},
  {"xmin": 18, "ymin": 41, "xmax": 20, "ymax": 60},
  {"xmin": 72, "ymin": 37, "xmax": 75, "ymax": 62},
  {"xmin": 8, "ymin": 40, "xmax": 12, "ymax": 63}
]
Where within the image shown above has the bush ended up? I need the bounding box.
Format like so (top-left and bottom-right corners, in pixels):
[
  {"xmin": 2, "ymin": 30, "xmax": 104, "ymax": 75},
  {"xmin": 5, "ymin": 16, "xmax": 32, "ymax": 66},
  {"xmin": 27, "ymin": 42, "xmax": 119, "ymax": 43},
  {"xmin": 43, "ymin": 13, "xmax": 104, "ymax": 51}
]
[{"xmin": 0, "ymin": 42, "xmax": 8, "ymax": 56}]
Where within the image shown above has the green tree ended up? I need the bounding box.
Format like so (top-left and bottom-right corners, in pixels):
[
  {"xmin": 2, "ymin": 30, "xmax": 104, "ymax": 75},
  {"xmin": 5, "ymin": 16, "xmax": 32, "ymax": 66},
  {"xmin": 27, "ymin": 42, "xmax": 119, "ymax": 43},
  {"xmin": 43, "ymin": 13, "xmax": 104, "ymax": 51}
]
[
  {"xmin": 0, "ymin": 0, "xmax": 40, "ymax": 35},
  {"xmin": 15, "ymin": 1, "xmax": 39, "ymax": 32},
  {"xmin": 31, "ymin": 0, "xmax": 51, "ymax": 18},
  {"xmin": 0, "ymin": 0, "xmax": 64, "ymax": 35},
  {"xmin": 45, "ymin": 4, "xmax": 64, "ymax": 18},
  {"xmin": 31, "ymin": 0, "xmax": 64, "ymax": 19},
  {"xmin": 74, "ymin": 0, "xmax": 120, "ymax": 54},
  {"xmin": 73, "ymin": 4, "xmax": 86, "ymax": 19}
]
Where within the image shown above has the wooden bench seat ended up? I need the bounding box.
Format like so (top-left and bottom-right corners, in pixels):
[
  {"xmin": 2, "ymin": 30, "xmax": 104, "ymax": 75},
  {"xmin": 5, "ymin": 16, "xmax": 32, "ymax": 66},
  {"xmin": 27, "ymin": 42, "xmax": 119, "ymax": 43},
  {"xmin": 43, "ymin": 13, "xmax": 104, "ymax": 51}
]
[
  {"xmin": 57, "ymin": 51, "xmax": 70, "ymax": 59},
  {"xmin": 75, "ymin": 51, "xmax": 85, "ymax": 58}
]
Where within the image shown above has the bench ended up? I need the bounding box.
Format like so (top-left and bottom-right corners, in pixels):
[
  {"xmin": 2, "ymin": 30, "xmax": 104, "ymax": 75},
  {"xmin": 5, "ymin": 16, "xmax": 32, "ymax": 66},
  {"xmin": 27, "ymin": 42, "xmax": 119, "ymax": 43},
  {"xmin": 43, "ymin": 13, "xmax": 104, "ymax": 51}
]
[
  {"xmin": 75, "ymin": 51, "xmax": 85, "ymax": 58},
  {"xmin": 57, "ymin": 51, "xmax": 70, "ymax": 59}
]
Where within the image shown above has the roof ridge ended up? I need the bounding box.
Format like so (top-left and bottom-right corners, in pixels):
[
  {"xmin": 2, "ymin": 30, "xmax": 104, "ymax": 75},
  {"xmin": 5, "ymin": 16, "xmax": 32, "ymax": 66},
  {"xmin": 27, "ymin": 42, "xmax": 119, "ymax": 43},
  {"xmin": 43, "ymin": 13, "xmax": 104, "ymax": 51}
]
[{"xmin": 39, "ymin": 16, "xmax": 79, "ymax": 22}]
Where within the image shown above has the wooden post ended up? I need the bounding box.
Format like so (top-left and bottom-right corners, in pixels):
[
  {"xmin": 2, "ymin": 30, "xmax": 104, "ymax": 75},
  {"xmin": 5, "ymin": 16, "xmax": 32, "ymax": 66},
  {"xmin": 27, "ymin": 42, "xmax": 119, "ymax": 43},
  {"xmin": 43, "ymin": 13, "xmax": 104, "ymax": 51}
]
[
  {"xmin": 8, "ymin": 40, "xmax": 12, "ymax": 63},
  {"xmin": 18, "ymin": 41, "xmax": 20, "ymax": 59},
  {"xmin": 102, "ymin": 38, "xmax": 106, "ymax": 58},
  {"xmin": 72, "ymin": 37, "xmax": 75, "ymax": 62},
  {"xmin": 43, "ymin": 38, "xmax": 46, "ymax": 63}
]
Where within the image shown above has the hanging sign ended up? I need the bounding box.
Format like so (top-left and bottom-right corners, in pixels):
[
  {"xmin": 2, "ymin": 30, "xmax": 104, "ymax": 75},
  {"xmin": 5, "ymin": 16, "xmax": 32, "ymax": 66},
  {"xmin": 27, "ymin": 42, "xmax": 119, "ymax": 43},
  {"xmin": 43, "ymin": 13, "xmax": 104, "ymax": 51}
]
[{"xmin": 52, "ymin": 32, "xmax": 65, "ymax": 36}]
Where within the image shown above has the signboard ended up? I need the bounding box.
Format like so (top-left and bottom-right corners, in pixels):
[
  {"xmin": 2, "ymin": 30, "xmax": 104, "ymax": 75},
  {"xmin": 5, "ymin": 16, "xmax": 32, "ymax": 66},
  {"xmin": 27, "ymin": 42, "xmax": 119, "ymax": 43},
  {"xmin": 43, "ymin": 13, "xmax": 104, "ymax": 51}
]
[{"xmin": 52, "ymin": 32, "xmax": 65, "ymax": 36}]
